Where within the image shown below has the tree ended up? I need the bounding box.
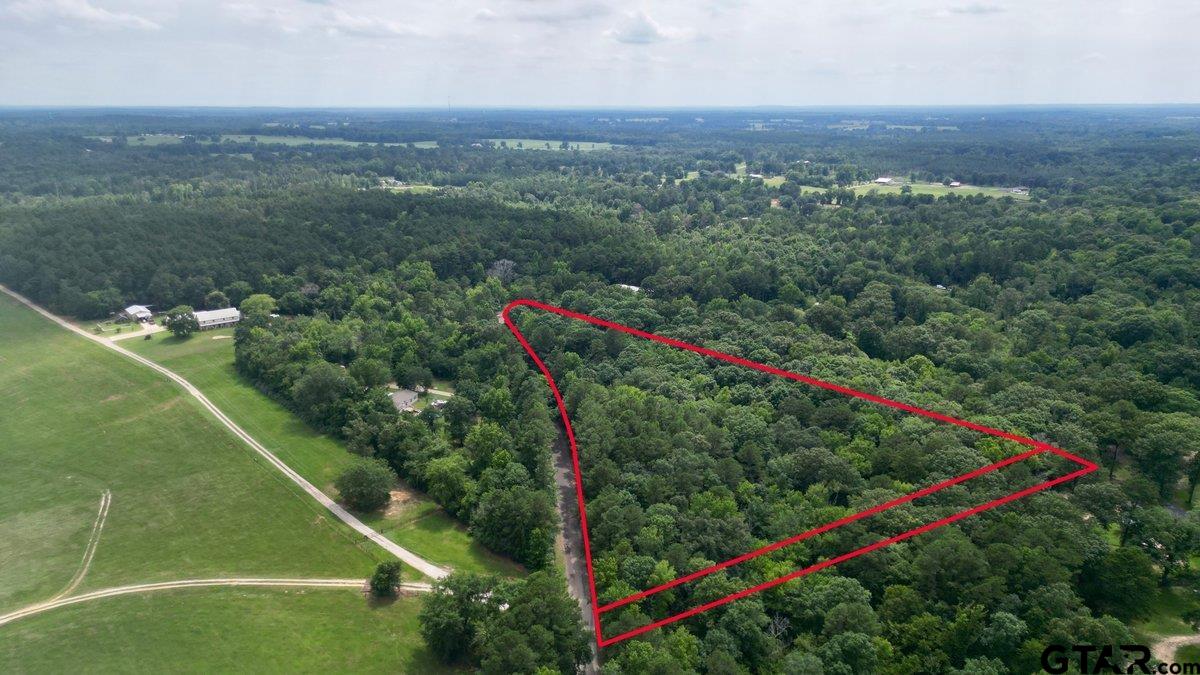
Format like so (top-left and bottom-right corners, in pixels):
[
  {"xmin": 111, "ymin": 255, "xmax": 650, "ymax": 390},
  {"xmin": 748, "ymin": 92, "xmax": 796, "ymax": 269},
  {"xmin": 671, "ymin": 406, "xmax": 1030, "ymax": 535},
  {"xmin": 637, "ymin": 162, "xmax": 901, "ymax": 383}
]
[
  {"xmin": 291, "ymin": 360, "xmax": 357, "ymax": 431},
  {"xmin": 476, "ymin": 571, "xmax": 591, "ymax": 674},
  {"xmin": 348, "ymin": 357, "xmax": 391, "ymax": 388},
  {"xmin": 1080, "ymin": 546, "xmax": 1156, "ymax": 619},
  {"xmin": 164, "ymin": 305, "xmax": 199, "ymax": 337},
  {"xmin": 419, "ymin": 572, "xmax": 502, "ymax": 663},
  {"xmin": 204, "ymin": 289, "xmax": 230, "ymax": 309},
  {"xmin": 224, "ymin": 281, "xmax": 253, "ymax": 307},
  {"xmin": 1130, "ymin": 415, "xmax": 1200, "ymax": 497},
  {"xmin": 486, "ymin": 259, "xmax": 516, "ymax": 284},
  {"xmin": 334, "ymin": 457, "xmax": 395, "ymax": 512},
  {"xmin": 240, "ymin": 293, "xmax": 277, "ymax": 319},
  {"xmin": 370, "ymin": 560, "xmax": 403, "ymax": 597}
]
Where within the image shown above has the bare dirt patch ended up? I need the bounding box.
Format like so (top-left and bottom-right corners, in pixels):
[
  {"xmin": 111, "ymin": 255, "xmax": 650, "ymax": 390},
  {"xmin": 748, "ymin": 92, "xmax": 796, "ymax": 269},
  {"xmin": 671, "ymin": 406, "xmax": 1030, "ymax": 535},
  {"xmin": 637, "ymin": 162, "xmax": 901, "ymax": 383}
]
[{"xmin": 383, "ymin": 483, "xmax": 422, "ymax": 519}]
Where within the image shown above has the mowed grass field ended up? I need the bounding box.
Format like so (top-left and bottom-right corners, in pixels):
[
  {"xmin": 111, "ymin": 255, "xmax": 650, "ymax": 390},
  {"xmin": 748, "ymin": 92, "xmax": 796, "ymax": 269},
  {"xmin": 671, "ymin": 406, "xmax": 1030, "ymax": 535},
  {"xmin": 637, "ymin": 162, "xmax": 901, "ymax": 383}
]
[
  {"xmin": 0, "ymin": 587, "xmax": 453, "ymax": 673},
  {"xmin": 126, "ymin": 330, "xmax": 522, "ymax": 577},
  {"xmin": 487, "ymin": 138, "xmax": 614, "ymax": 151},
  {"xmin": 0, "ymin": 294, "xmax": 458, "ymax": 670},
  {"xmin": 218, "ymin": 135, "xmax": 426, "ymax": 147},
  {"xmin": 0, "ymin": 295, "xmax": 389, "ymax": 616},
  {"xmin": 93, "ymin": 135, "xmax": 438, "ymax": 148},
  {"xmin": 848, "ymin": 181, "xmax": 1029, "ymax": 199}
]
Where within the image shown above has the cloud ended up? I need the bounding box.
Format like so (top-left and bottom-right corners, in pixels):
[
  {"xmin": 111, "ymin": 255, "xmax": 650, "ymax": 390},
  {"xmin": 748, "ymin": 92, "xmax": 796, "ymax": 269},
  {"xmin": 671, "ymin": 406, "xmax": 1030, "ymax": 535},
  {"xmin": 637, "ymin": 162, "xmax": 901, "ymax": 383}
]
[
  {"xmin": 3, "ymin": 0, "xmax": 161, "ymax": 30},
  {"xmin": 326, "ymin": 9, "xmax": 419, "ymax": 38},
  {"xmin": 607, "ymin": 10, "xmax": 686, "ymax": 44},
  {"xmin": 222, "ymin": 2, "xmax": 419, "ymax": 39},
  {"xmin": 948, "ymin": 3, "xmax": 1005, "ymax": 15},
  {"xmin": 475, "ymin": 1, "xmax": 609, "ymax": 25}
]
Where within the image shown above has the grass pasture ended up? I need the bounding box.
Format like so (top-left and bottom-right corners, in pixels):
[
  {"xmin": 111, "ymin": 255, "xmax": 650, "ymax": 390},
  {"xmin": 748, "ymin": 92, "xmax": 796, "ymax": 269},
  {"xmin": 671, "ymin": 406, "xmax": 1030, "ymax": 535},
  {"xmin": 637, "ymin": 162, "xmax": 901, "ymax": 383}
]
[
  {"xmin": 126, "ymin": 330, "xmax": 521, "ymax": 577},
  {"xmin": 0, "ymin": 587, "xmax": 450, "ymax": 673},
  {"xmin": 1178, "ymin": 645, "xmax": 1200, "ymax": 664},
  {"xmin": 218, "ymin": 135, "xmax": 423, "ymax": 147},
  {"xmin": 0, "ymin": 295, "xmax": 386, "ymax": 613},
  {"xmin": 487, "ymin": 138, "xmax": 614, "ymax": 151},
  {"xmin": 1132, "ymin": 586, "xmax": 1200, "ymax": 638},
  {"xmin": 850, "ymin": 181, "xmax": 1029, "ymax": 200}
]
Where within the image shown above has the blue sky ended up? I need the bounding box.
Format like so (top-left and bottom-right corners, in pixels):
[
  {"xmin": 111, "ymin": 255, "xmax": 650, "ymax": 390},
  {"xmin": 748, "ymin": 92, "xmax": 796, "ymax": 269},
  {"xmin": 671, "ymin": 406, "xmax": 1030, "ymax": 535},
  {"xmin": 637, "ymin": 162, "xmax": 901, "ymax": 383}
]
[{"xmin": 0, "ymin": 0, "xmax": 1195, "ymax": 106}]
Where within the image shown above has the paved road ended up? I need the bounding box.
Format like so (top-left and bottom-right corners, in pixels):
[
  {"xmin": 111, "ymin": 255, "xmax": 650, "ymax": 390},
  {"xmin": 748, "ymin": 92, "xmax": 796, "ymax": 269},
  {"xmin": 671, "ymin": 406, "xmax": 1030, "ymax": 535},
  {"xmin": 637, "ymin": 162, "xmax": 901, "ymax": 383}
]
[
  {"xmin": 0, "ymin": 578, "xmax": 433, "ymax": 627},
  {"xmin": 552, "ymin": 430, "xmax": 600, "ymax": 674},
  {"xmin": 0, "ymin": 284, "xmax": 449, "ymax": 580}
]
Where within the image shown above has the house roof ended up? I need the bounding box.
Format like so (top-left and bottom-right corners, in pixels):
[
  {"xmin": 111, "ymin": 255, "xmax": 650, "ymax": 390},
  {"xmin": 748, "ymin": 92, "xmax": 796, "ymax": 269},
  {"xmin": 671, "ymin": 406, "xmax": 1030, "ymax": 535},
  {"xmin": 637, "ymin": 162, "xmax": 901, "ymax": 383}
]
[
  {"xmin": 125, "ymin": 305, "xmax": 151, "ymax": 315},
  {"xmin": 194, "ymin": 308, "xmax": 241, "ymax": 323}
]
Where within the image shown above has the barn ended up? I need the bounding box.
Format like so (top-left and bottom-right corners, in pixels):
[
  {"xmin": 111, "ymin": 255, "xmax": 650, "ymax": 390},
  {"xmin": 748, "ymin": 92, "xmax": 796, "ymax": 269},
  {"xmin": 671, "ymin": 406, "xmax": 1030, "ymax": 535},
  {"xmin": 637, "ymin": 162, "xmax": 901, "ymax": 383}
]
[{"xmin": 194, "ymin": 308, "xmax": 241, "ymax": 330}]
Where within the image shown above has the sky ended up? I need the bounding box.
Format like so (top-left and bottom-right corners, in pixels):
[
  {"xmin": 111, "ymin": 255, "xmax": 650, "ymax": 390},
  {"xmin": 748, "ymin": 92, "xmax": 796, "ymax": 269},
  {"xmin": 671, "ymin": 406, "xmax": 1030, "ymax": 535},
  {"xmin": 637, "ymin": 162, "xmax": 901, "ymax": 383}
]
[{"xmin": 0, "ymin": 0, "xmax": 1196, "ymax": 107}]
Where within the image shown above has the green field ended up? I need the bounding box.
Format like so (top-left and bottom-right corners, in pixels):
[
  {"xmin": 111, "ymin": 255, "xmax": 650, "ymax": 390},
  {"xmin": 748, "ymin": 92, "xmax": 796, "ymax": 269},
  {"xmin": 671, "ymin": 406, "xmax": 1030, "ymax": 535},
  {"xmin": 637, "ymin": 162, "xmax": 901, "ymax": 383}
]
[
  {"xmin": 487, "ymin": 138, "xmax": 614, "ymax": 151},
  {"xmin": 849, "ymin": 181, "xmax": 1029, "ymax": 199},
  {"xmin": 126, "ymin": 330, "xmax": 522, "ymax": 577},
  {"xmin": 90, "ymin": 135, "xmax": 438, "ymax": 148},
  {"xmin": 0, "ymin": 295, "xmax": 392, "ymax": 618},
  {"xmin": 1178, "ymin": 645, "xmax": 1200, "ymax": 664},
  {"xmin": 0, "ymin": 587, "xmax": 451, "ymax": 673},
  {"xmin": 119, "ymin": 134, "xmax": 186, "ymax": 146},
  {"xmin": 1132, "ymin": 587, "xmax": 1200, "ymax": 638},
  {"xmin": 219, "ymin": 135, "xmax": 427, "ymax": 148}
]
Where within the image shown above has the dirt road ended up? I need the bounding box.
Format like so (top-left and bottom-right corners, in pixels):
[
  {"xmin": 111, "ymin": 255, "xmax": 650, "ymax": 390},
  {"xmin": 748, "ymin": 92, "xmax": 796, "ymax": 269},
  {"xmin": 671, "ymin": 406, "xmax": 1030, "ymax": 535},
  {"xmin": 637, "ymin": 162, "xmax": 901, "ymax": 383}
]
[
  {"xmin": 0, "ymin": 578, "xmax": 433, "ymax": 627},
  {"xmin": 1153, "ymin": 633, "xmax": 1200, "ymax": 665},
  {"xmin": 552, "ymin": 431, "xmax": 600, "ymax": 674},
  {"xmin": 0, "ymin": 284, "xmax": 448, "ymax": 580}
]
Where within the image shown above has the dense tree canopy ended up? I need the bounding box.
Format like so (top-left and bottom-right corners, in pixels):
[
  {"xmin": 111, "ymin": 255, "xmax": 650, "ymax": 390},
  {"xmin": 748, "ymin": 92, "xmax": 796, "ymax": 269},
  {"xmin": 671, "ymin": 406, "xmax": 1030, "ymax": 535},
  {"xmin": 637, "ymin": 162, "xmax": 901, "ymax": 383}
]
[{"xmin": 2, "ymin": 107, "xmax": 1198, "ymax": 673}]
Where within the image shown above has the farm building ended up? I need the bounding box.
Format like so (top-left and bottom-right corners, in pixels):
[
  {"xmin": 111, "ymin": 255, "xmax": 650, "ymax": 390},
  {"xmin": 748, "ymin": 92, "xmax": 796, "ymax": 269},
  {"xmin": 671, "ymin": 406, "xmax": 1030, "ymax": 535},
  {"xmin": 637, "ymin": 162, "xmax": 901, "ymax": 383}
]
[
  {"xmin": 124, "ymin": 305, "xmax": 153, "ymax": 322},
  {"xmin": 194, "ymin": 308, "xmax": 241, "ymax": 330},
  {"xmin": 873, "ymin": 177, "xmax": 894, "ymax": 184},
  {"xmin": 949, "ymin": 181, "xmax": 962, "ymax": 187}
]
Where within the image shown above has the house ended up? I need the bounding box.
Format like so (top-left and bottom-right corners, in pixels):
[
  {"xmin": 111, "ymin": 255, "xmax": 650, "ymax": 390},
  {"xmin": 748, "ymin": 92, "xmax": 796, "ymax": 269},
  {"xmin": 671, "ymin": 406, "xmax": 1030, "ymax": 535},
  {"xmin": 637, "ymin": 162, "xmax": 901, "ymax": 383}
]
[
  {"xmin": 873, "ymin": 177, "xmax": 893, "ymax": 184},
  {"xmin": 948, "ymin": 181, "xmax": 962, "ymax": 187},
  {"xmin": 390, "ymin": 389, "xmax": 419, "ymax": 412},
  {"xmin": 193, "ymin": 307, "xmax": 241, "ymax": 330},
  {"xmin": 124, "ymin": 305, "xmax": 153, "ymax": 322},
  {"xmin": 616, "ymin": 284, "xmax": 642, "ymax": 293}
]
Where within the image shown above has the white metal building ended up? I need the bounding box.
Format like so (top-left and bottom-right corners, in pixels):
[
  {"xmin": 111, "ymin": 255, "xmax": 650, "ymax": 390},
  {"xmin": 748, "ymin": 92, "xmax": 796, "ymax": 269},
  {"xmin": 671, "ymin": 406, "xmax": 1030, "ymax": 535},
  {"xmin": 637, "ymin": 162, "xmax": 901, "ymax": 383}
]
[
  {"xmin": 124, "ymin": 305, "xmax": 153, "ymax": 322},
  {"xmin": 194, "ymin": 307, "xmax": 241, "ymax": 330}
]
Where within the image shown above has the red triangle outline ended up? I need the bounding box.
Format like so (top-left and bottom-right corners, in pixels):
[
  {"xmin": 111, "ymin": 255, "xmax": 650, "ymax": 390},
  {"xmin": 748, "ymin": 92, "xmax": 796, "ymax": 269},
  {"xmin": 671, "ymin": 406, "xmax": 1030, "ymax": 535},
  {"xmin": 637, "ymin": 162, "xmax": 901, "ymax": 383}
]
[{"xmin": 502, "ymin": 298, "xmax": 1097, "ymax": 647}]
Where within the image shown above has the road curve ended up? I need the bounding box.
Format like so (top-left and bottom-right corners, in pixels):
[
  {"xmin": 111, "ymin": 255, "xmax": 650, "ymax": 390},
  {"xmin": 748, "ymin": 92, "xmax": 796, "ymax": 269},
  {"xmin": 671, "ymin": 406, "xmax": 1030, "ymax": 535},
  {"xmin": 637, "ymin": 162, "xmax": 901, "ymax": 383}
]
[
  {"xmin": 1153, "ymin": 633, "xmax": 1200, "ymax": 665},
  {"xmin": 0, "ymin": 284, "xmax": 448, "ymax": 580},
  {"xmin": 0, "ymin": 578, "xmax": 434, "ymax": 628}
]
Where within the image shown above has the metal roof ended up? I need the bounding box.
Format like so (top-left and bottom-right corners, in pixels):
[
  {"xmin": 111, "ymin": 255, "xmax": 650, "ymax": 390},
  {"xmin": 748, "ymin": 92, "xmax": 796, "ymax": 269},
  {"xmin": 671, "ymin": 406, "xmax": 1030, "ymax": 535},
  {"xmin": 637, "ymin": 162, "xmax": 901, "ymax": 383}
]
[{"xmin": 194, "ymin": 308, "xmax": 241, "ymax": 323}]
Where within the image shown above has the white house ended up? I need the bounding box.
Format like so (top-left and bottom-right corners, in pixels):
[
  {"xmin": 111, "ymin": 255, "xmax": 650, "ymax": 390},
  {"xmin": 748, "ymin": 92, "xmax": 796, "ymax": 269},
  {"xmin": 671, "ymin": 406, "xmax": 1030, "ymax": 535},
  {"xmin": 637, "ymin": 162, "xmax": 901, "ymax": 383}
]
[
  {"xmin": 124, "ymin": 305, "xmax": 153, "ymax": 322},
  {"xmin": 949, "ymin": 181, "xmax": 962, "ymax": 187},
  {"xmin": 873, "ymin": 177, "xmax": 894, "ymax": 184},
  {"xmin": 193, "ymin": 308, "xmax": 241, "ymax": 330},
  {"xmin": 616, "ymin": 283, "xmax": 642, "ymax": 293}
]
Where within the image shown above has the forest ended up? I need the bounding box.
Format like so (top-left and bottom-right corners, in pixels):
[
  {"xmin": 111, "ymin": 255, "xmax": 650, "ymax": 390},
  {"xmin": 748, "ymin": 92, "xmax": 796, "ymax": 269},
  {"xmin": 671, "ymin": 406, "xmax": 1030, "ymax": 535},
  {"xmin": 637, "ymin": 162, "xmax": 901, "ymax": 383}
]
[{"xmin": 1, "ymin": 107, "xmax": 1198, "ymax": 674}]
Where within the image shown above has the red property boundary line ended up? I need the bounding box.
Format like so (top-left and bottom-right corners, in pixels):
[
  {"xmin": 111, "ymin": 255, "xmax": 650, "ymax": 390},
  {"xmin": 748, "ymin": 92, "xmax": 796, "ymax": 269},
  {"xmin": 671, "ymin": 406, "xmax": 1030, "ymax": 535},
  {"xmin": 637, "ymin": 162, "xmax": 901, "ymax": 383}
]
[{"xmin": 502, "ymin": 298, "xmax": 1098, "ymax": 647}]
